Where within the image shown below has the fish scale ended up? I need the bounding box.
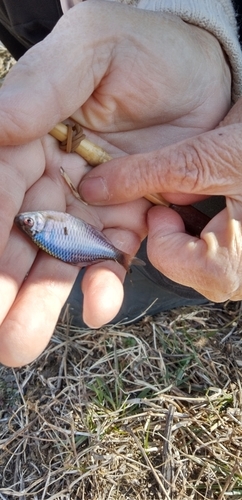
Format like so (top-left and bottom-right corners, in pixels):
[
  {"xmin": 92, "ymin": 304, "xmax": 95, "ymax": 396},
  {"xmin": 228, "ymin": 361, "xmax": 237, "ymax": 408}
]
[
  {"xmin": 14, "ymin": 210, "xmax": 145, "ymax": 270},
  {"xmin": 33, "ymin": 214, "xmax": 121, "ymax": 264}
]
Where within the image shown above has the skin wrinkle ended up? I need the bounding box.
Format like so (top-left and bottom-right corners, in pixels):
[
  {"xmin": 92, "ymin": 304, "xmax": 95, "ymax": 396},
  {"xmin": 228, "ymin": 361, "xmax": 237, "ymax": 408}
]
[
  {"xmin": 180, "ymin": 30, "xmax": 229, "ymax": 121},
  {"xmin": 0, "ymin": 175, "xmax": 25, "ymax": 225},
  {"xmin": 201, "ymin": 234, "xmax": 240, "ymax": 300},
  {"xmin": 186, "ymin": 241, "xmax": 222, "ymax": 294},
  {"xmin": 0, "ymin": 107, "xmax": 25, "ymax": 146},
  {"xmin": 82, "ymin": 40, "xmax": 153, "ymax": 130},
  {"xmin": 211, "ymin": 154, "xmax": 242, "ymax": 197},
  {"xmin": 144, "ymin": 151, "xmax": 180, "ymax": 196},
  {"xmin": 80, "ymin": 124, "xmax": 242, "ymax": 206},
  {"xmin": 191, "ymin": 258, "xmax": 234, "ymax": 301},
  {"xmin": 112, "ymin": 156, "xmax": 144, "ymax": 201},
  {"xmin": 219, "ymin": 138, "xmax": 242, "ymax": 193},
  {"xmin": 148, "ymin": 210, "xmax": 240, "ymax": 301},
  {"xmin": 1, "ymin": 169, "xmax": 23, "ymax": 200},
  {"xmin": 172, "ymin": 130, "xmax": 242, "ymax": 196},
  {"xmin": 77, "ymin": 5, "xmax": 231, "ymax": 133},
  {"xmin": 186, "ymin": 141, "xmax": 208, "ymax": 194},
  {"xmin": 158, "ymin": 145, "xmax": 201, "ymax": 195},
  {"xmin": 208, "ymin": 134, "xmax": 239, "ymax": 170},
  {"xmin": 0, "ymin": 233, "xmax": 36, "ymax": 275},
  {"xmin": 182, "ymin": 136, "xmax": 229, "ymax": 195},
  {"xmin": 4, "ymin": 60, "xmax": 60, "ymax": 140},
  {"xmin": 160, "ymin": 254, "xmax": 219, "ymax": 296},
  {"xmin": 197, "ymin": 29, "xmax": 231, "ymax": 104},
  {"xmin": 144, "ymin": 142, "xmax": 208, "ymax": 197}
]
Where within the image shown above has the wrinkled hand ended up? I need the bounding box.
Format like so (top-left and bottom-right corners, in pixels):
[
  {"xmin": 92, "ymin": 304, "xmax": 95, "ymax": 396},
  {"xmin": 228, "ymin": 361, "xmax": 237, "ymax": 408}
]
[
  {"xmin": 0, "ymin": 0, "xmax": 231, "ymax": 366},
  {"xmin": 0, "ymin": 0, "xmax": 230, "ymax": 146},
  {"xmin": 80, "ymin": 97, "xmax": 242, "ymax": 303}
]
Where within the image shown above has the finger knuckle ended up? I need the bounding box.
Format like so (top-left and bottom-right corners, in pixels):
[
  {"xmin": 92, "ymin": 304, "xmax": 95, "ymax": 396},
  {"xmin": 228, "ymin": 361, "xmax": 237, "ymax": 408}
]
[{"xmin": 163, "ymin": 142, "xmax": 204, "ymax": 193}]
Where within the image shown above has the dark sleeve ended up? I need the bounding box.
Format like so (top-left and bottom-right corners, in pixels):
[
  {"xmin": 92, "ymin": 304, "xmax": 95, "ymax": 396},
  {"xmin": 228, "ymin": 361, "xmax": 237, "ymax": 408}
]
[
  {"xmin": 0, "ymin": 0, "xmax": 63, "ymax": 59},
  {"xmin": 232, "ymin": 0, "xmax": 242, "ymax": 45}
]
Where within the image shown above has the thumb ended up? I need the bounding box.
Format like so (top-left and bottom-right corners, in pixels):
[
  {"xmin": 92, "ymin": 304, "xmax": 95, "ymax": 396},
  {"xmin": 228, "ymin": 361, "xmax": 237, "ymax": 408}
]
[
  {"xmin": 0, "ymin": 2, "xmax": 111, "ymax": 145},
  {"xmin": 145, "ymin": 205, "xmax": 235, "ymax": 302},
  {"xmin": 80, "ymin": 123, "xmax": 242, "ymax": 204}
]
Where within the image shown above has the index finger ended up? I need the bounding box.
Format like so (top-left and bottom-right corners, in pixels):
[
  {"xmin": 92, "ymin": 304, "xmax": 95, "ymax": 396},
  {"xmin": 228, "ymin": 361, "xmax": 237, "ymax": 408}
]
[{"xmin": 79, "ymin": 124, "xmax": 242, "ymax": 205}]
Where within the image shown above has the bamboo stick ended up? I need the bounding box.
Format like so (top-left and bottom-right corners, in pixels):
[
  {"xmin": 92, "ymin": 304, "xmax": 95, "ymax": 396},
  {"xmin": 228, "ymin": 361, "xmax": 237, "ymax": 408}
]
[
  {"xmin": 50, "ymin": 123, "xmax": 114, "ymax": 166},
  {"xmin": 49, "ymin": 123, "xmax": 169, "ymax": 207}
]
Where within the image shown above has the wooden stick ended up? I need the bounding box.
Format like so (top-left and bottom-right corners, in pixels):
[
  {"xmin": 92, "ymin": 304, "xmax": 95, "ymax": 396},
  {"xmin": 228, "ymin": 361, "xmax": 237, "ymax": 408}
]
[
  {"xmin": 50, "ymin": 123, "xmax": 114, "ymax": 166},
  {"xmin": 49, "ymin": 123, "xmax": 169, "ymax": 207}
]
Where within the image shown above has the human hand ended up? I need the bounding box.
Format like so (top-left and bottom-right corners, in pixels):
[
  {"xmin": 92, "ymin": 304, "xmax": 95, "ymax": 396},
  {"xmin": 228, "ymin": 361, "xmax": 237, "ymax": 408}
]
[
  {"xmin": 0, "ymin": 134, "xmax": 149, "ymax": 367},
  {"xmin": 80, "ymin": 96, "xmax": 242, "ymax": 303},
  {"xmin": 0, "ymin": 0, "xmax": 230, "ymax": 148},
  {"xmin": 0, "ymin": 0, "xmax": 232, "ymax": 366}
]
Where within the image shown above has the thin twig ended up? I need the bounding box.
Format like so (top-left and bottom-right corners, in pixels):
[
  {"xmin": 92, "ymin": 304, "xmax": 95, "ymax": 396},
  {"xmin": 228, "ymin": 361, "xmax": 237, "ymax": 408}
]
[
  {"xmin": 161, "ymin": 404, "xmax": 175, "ymax": 498},
  {"xmin": 124, "ymin": 426, "xmax": 170, "ymax": 499}
]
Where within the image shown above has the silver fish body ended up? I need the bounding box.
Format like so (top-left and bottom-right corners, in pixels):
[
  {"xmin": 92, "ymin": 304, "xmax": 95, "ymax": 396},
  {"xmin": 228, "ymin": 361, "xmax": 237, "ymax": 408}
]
[{"xmin": 14, "ymin": 210, "xmax": 145, "ymax": 270}]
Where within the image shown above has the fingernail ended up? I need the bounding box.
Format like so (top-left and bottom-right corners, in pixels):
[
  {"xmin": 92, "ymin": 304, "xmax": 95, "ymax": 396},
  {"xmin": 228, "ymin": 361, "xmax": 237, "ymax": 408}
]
[{"xmin": 79, "ymin": 176, "xmax": 110, "ymax": 203}]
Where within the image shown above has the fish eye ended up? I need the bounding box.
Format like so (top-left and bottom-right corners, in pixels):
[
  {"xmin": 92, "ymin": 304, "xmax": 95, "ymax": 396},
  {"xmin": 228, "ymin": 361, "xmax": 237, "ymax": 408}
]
[{"xmin": 24, "ymin": 217, "xmax": 34, "ymax": 227}]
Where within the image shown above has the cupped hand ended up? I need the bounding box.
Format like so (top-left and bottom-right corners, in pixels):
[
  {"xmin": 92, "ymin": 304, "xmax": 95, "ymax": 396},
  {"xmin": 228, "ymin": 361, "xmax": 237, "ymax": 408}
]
[
  {"xmin": 80, "ymin": 97, "xmax": 242, "ymax": 303},
  {"xmin": 0, "ymin": 135, "xmax": 149, "ymax": 367},
  {"xmin": 0, "ymin": 0, "xmax": 230, "ymax": 147}
]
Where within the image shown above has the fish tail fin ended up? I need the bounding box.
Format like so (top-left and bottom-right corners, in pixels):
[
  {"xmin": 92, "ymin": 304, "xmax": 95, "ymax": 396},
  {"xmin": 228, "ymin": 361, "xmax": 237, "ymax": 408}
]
[
  {"xmin": 117, "ymin": 253, "xmax": 146, "ymax": 271},
  {"xmin": 130, "ymin": 256, "xmax": 146, "ymax": 267}
]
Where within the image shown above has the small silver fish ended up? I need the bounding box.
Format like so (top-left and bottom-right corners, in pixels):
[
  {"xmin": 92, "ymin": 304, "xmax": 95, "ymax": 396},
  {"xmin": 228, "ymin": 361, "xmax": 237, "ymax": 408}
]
[{"xmin": 14, "ymin": 210, "xmax": 145, "ymax": 270}]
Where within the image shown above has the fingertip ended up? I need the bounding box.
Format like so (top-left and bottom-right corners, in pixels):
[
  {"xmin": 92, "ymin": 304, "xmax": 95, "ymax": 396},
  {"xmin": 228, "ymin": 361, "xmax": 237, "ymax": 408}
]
[
  {"xmin": 79, "ymin": 154, "xmax": 146, "ymax": 204},
  {"xmin": 0, "ymin": 255, "xmax": 79, "ymax": 367},
  {"xmin": 79, "ymin": 176, "xmax": 110, "ymax": 204},
  {"xmin": 0, "ymin": 317, "xmax": 53, "ymax": 367},
  {"xmin": 82, "ymin": 265, "xmax": 124, "ymax": 327}
]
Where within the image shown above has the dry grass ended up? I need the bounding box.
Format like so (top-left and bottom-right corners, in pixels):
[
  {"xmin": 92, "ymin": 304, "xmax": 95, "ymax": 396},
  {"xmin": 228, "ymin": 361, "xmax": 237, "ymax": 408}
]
[
  {"xmin": 0, "ymin": 43, "xmax": 15, "ymax": 85},
  {"xmin": 1, "ymin": 302, "xmax": 242, "ymax": 499},
  {"xmin": 1, "ymin": 44, "xmax": 242, "ymax": 499}
]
